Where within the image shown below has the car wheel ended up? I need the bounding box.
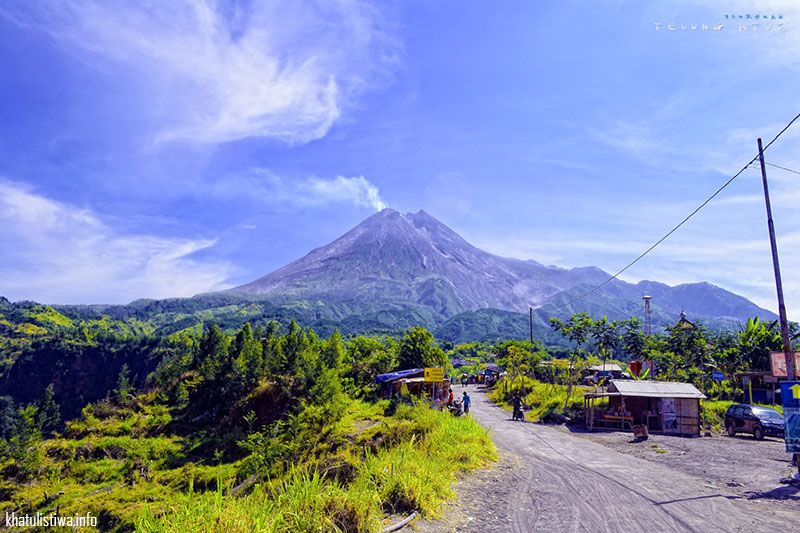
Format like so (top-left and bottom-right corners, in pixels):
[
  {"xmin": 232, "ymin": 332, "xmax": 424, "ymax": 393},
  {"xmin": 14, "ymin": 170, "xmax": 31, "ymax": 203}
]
[
  {"xmin": 753, "ymin": 426, "xmax": 764, "ymax": 440},
  {"xmin": 726, "ymin": 422, "xmax": 736, "ymax": 437}
]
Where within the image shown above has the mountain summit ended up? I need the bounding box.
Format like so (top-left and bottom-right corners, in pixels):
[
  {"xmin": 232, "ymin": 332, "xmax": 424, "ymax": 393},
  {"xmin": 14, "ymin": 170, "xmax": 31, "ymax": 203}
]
[
  {"xmin": 229, "ymin": 209, "xmax": 774, "ymax": 326},
  {"xmin": 231, "ymin": 209, "xmax": 609, "ymax": 316}
]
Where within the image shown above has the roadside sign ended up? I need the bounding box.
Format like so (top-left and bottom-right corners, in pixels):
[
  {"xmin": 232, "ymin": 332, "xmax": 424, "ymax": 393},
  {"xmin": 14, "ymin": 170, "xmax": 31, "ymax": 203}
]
[
  {"xmin": 770, "ymin": 352, "xmax": 800, "ymax": 378},
  {"xmin": 790, "ymin": 384, "xmax": 800, "ymax": 400},
  {"xmin": 424, "ymin": 367, "xmax": 444, "ymax": 382},
  {"xmin": 780, "ymin": 381, "xmax": 800, "ymax": 454},
  {"xmin": 712, "ymin": 371, "xmax": 725, "ymax": 381}
]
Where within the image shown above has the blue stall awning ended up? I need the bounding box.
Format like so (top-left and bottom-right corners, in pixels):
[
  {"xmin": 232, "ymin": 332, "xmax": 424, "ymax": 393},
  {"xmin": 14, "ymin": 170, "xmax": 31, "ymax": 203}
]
[{"xmin": 375, "ymin": 368, "xmax": 424, "ymax": 384}]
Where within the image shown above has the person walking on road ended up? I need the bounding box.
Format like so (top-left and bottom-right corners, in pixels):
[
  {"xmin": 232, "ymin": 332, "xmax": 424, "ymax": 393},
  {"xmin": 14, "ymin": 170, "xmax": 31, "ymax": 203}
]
[
  {"xmin": 512, "ymin": 394, "xmax": 523, "ymax": 421},
  {"xmin": 462, "ymin": 391, "xmax": 471, "ymax": 414}
]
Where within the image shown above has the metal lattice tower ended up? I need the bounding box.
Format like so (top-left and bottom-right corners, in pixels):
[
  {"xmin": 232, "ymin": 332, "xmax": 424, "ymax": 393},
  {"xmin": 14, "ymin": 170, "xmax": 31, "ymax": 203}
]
[{"xmin": 642, "ymin": 295, "xmax": 652, "ymax": 336}]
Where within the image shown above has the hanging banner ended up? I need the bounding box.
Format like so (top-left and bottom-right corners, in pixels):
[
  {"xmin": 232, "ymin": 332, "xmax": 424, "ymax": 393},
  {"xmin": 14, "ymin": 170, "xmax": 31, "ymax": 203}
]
[{"xmin": 770, "ymin": 352, "xmax": 800, "ymax": 378}]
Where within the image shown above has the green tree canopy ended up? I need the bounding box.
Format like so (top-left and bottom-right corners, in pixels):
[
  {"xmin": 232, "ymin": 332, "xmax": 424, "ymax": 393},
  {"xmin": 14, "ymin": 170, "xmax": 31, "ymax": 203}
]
[
  {"xmin": 35, "ymin": 383, "xmax": 61, "ymax": 435},
  {"xmin": 198, "ymin": 324, "xmax": 229, "ymax": 381},
  {"xmin": 398, "ymin": 326, "xmax": 447, "ymax": 369}
]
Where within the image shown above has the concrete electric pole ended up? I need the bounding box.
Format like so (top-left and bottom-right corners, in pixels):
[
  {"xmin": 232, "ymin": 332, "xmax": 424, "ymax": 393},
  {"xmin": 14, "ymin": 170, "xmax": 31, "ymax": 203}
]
[
  {"xmin": 757, "ymin": 137, "xmax": 798, "ymax": 477},
  {"xmin": 757, "ymin": 138, "xmax": 794, "ymax": 380}
]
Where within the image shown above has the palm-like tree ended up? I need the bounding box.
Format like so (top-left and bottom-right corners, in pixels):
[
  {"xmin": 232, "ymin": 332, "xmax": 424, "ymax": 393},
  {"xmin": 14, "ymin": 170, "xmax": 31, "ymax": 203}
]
[{"xmin": 550, "ymin": 312, "xmax": 593, "ymax": 405}]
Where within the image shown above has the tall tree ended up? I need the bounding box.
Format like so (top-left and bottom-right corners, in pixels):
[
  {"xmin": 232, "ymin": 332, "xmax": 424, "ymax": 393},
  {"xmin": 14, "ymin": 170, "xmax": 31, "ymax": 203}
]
[
  {"xmin": 320, "ymin": 330, "xmax": 345, "ymax": 371},
  {"xmin": 620, "ymin": 318, "xmax": 646, "ymax": 360},
  {"xmin": 738, "ymin": 317, "xmax": 782, "ymax": 371},
  {"xmin": 666, "ymin": 321, "xmax": 711, "ymax": 371},
  {"xmin": 550, "ymin": 312, "xmax": 593, "ymax": 402},
  {"xmin": 0, "ymin": 396, "xmax": 17, "ymax": 440},
  {"xmin": 284, "ymin": 320, "xmax": 309, "ymax": 373},
  {"xmin": 229, "ymin": 323, "xmax": 264, "ymax": 393},
  {"xmin": 345, "ymin": 336, "xmax": 398, "ymax": 395},
  {"xmin": 591, "ymin": 317, "xmax": 620, "ymax": 367},
  {"xmin": 198, "ymin": 324, "xmax": 229, "ymax": 381},
  {"xmin": 114, "ymin": 364, "xmax": 134, "ymax": 403},
  {"xmin": 262, "ymin": 320, "xmax": 287, "ymax": 375},
  {"xmin": 35, "ymin": 384, "xmax": 61, "ymax": 435},
  {"xmin": 398, "ymin": 326, "xmax": 447, "ymax": 369}
]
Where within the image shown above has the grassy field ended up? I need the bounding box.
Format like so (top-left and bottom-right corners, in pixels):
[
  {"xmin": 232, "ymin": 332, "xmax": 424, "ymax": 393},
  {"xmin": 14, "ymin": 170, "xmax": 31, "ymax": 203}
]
[
  {"xmin": 488, "ymin": 377, "xmax": 596, "ymax": 422},
  {"xmin": 136, "ymin": 403, "xmax": 495, "ymax": 532},
  {"xmin": 2, "ymin": 397, "xmax": 495, "ymax": 532}
]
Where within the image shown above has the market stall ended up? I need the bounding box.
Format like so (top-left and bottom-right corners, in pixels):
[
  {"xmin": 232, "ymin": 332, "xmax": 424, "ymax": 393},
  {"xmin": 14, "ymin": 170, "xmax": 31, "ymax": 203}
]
[{"xmin": 584, "ymin": 380, "xmax": 706, "ymax": 436}]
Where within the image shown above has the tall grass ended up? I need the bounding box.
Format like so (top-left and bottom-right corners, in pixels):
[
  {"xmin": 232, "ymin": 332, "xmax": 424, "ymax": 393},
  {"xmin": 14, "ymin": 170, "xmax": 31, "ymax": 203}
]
[
  {"xmin": 137, "ymin": 404, "xmax": 496, "ymax": 532},
  {"xmin": 489, "ymin": 377, "xmax": 594, "ymax": 422}
]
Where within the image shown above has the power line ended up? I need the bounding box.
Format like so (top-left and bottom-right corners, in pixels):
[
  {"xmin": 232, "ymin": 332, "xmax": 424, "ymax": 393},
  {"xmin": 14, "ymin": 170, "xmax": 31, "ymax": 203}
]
[
  {"xmin": 766, "ymin": 161, "xmax": 800, "ymax": 176},
  {"xmin": 545, "ymin": 112, "xmax": 800, "ymax": 312}
]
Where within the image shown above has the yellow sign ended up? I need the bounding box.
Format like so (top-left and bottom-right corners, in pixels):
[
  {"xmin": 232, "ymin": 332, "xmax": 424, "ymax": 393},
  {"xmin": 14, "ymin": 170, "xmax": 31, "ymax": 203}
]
[
  {"xmin": 791, "ymin": 384, "xmax": 800, "ymax": 399},
  {"xmin": 424, "ymin": 367, "xmax": 445, "ymax": 382}
]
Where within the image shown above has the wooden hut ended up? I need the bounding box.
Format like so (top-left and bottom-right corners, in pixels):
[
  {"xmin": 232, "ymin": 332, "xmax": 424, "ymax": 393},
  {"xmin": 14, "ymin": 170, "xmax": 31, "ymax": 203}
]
[{"xmin": 584, "ymin": 380, "xmax": 706, "ymax": 436}]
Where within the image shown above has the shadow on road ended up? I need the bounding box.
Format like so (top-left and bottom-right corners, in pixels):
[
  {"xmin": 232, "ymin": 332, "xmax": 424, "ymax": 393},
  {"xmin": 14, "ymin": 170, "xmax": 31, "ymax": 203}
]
[
  {"xmin": 654, "ymin": 493, "xmax": 736, "ymax": 506},
  {"xmin": 745, "ymin": 483, "xmax": 800, "ymax": 502}
]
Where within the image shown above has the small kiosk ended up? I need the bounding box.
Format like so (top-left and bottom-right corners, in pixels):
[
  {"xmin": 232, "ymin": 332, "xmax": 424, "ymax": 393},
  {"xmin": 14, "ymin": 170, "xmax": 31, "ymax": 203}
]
[
  {"xmin": 376, "ymin": 368, "xmax": 451, "ymax": 404},
  {"xmin": 585, "ymin": 380, "xmax": 706, "ymax": 436},
  {"xmin": 376, "ymin": 368, "xmax": 425, "ymax": 398}
]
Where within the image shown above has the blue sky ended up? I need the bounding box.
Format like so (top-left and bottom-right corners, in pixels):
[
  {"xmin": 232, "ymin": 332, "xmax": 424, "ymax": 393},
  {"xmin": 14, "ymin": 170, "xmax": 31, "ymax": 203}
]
[{"xmin": 0, "ymin": 1, "xmax": 799, "ymax": 317}]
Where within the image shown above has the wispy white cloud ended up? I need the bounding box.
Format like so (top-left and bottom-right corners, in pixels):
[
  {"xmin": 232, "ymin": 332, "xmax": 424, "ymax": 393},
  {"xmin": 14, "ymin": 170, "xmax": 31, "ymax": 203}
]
[
  {"xmin": 207, "ymin": 171, "xmax": 388, "ymax": 211},
  {"xmin": 0, "ymin": 181, "xmax": 233, "ymax": 303},
  {"xmin": 303, "ymin": 175, "xmax": 387, "ymax": 211},
  {"xmin": 1, "ymin": 0, "xmax": 397, "ymax": 145},
  {"xmin": 588, "ymin": 0, "xmax": 800, "ymax": 171},
  {"xmin": 587, "ymin": 120, "xmax": 668, "ymax": 161}
]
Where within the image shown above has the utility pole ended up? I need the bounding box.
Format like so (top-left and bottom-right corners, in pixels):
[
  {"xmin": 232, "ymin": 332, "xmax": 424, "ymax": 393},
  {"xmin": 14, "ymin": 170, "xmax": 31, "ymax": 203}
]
[
  {"xmin": 529, "ymin": 306, "xmax": 534, "ymax": 347},
  {"xmin": 757, "ymin": 137, "xmax": 798, "ymax": 477},
  {"xmin": 757, "ymin": 138, "xmax": 794, "ymax": 379}
]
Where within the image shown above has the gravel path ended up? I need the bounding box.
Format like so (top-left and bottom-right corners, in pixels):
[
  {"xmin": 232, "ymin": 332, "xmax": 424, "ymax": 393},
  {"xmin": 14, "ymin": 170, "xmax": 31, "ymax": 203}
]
[
  {"xmin": 415, "ymin": 386, "xmax": 799, "ymax": 532},
  {"xmin": 557, "ymin": 424, "xmax": 799, "ymax": 510}
]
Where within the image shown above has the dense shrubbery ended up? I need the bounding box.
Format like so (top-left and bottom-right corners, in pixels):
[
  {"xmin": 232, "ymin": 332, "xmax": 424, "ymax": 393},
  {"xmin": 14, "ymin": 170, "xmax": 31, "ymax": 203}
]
[
  {"xmin": 484, "ymin": 312, "xmax": 796, "ymax": 426},
  {"xmin": 0, "ymin": 314, "xmax": 493, "ymax": 531},
  {"xmin": 546, "ymin": 312, "xmax": 797, "ymax": 402},
  {"xmin": 2, "ymin": 296, "xmax": 794, "ymax": 530},
  {"xmin": 489, "ymin": 376, "xmax": 593, "ymax": 422},
  {"xmin": 136, "ymin": 404, "xmax": 495, "ymax": 532}
]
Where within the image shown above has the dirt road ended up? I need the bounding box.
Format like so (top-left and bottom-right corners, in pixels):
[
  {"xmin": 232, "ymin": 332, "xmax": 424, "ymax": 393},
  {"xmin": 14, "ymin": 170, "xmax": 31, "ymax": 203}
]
[{"xmin": 417, "ymin": 386, "xmax": 799, "ymax": 532}]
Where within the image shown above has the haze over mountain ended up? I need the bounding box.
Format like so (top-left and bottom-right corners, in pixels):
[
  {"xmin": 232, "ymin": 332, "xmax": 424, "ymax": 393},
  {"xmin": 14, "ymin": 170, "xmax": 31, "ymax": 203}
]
[{"xmin": 229, "ymin": 208, "xmax": 776, "ymax": 334}]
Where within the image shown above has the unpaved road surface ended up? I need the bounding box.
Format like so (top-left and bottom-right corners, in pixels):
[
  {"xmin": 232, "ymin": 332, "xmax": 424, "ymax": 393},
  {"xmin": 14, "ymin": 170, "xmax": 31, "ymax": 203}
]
[
  {"xmin": 415, "ymin": 386, "xmax": 799, "ymax": 532},
  {"xmin": 560, "ymin": 424, "xmax": 798, "ymax": 509}
]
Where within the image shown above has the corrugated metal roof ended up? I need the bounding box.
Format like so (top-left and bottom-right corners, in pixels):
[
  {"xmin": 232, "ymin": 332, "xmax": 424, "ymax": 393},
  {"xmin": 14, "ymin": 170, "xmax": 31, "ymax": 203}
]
[
  {"xmin": 608, "ymin": 380, "xmax": 706, "ymax": 399},
  {"xmin": 375, "ymin": 368, "xmax": 423, "ymax": 383},
  {"xmin": 587, "ymin": 364, "xmax": 624, "ymax": 372}
]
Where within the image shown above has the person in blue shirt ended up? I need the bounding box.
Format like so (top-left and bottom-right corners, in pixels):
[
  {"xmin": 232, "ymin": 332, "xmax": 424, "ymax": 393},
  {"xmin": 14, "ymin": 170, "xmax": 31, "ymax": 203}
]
[{"xmin": 462, "ymin": 391, "xmax": 471, "ymax": 414}]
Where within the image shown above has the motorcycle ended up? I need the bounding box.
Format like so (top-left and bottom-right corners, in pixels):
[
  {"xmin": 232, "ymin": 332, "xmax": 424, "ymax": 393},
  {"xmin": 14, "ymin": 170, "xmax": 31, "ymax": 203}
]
[{"xmin": 448, "ymin": 400, "xmax": 464, "ymax": 417}]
